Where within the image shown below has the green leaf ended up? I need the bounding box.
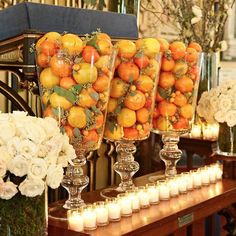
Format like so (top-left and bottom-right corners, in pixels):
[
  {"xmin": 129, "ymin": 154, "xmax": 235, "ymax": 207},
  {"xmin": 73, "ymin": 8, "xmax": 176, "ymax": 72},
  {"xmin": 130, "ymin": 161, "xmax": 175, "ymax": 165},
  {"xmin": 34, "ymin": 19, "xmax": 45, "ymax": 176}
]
[
  {"xmin": 85, "ymin": 108, "xmax": 93, "ymax": 122},
  {"xmin": 54, "ymin": 86, "xmax": 76, "ymax": 104},
  {"xmin": 158, "ymin": 87, "xmax": 172, "ymax": 99},
  {"xmin": 72, "ymin": 84, "xmax": 83, "ymax": 94},
  {"xmin": 90, "ymin": 92, "xmax": 99, "ymax": 101},
  {"xmin": 114, "ymin": 105, "xmax": 122, "ymax": 115},
  {"xmin": 129, "ymin": 91, "xmax": 136, "ymax": 96},
  {"xmin": 128, "ymin": 75, "xmax": 134, "ymax": 83},
  {"xmin": 60, "ymin": 127, "xmax": 65, "ymax": 134},
  {"xmin": 108, "ymin": 121, "xmax": 116, "ymax": 133},
  {"xmin": 87, "ymin": 35, "xmax": 99, "ymax": 50},
  {"xmin": 134, "ymin": 51, "xmax": 143, "ymax": 58},
  {"xmin": 91, "ymin": 105, "xmax": 101, "ymax": 114},
  {"xmin": 73, "ymin": 128, "xmax": 82, "ymax": 141}
]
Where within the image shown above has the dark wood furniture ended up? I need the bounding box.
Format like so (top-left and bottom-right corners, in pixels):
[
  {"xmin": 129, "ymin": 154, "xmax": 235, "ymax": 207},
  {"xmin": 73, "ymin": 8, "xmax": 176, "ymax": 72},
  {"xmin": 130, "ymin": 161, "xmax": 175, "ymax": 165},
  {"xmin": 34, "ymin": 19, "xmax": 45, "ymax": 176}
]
[{"xmin": 48, "ymin": 172, "xmax": 236, "ymax": 236}]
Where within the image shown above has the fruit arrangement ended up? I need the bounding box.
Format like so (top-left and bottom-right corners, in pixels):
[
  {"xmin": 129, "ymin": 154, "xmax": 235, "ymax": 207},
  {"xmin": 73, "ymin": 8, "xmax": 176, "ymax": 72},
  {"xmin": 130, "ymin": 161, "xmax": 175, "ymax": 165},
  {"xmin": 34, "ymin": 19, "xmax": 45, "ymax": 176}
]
[
  {"xmin": 104, "ymin": 38, "xmax": 161, "ymax": 141},
  {"xmin": 36, "ymin": 31, "xmax": 115, "ymax": 150},
  {"xmin": 153, "ymin": 41, "xmax": 202, "ymax": 133}
]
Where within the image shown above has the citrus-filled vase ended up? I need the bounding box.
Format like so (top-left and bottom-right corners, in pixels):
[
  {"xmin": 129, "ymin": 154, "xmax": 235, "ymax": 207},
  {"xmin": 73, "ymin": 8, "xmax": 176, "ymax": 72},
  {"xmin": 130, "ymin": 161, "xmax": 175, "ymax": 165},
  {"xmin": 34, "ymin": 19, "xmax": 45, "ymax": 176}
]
[
  {"xmin": 152, "ymin": 41, "xmax": 203, "ymax": 176},
  {"xmin": 36, "ymin": 32, "xmax": 116, "ymax": 209},
  {"xmin": 102, "ymin": 38, "xmax": 161, "ymax": 195}
]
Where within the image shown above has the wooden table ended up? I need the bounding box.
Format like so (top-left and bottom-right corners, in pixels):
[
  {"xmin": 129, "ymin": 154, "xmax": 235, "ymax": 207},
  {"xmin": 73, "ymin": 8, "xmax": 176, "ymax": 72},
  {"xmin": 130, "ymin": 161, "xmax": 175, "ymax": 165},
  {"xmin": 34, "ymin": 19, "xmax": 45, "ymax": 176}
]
[{"xmin": 48, "ymin": 172, "xmax": 236, "ymax": 236}]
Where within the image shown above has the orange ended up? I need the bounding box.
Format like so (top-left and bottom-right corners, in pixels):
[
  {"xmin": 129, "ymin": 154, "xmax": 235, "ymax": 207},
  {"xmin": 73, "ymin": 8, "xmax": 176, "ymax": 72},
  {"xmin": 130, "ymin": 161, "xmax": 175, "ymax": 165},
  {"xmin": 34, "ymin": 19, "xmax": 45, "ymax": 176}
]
[
  {"xmin": 43, "ymin": 106, "xmax": 53, "ymax": 118},
  {"xmin": 82, "ymin": 46, "xmax": 100, "ymax": 63},
  {"xmin": 92, "ymin": 74, "xmax": 109, "ymax": 92},
  {"xmin": 83, "ymin": 129, "xmax": 99, "ymax": 143},
  {"xmin": 107, "ymin": 98, "xmax": 118, "ymax": 113},
  {"xmin": 136, "ymin": 38, "xmax": 160, "ymax": 58},
  {"xmin": 124, "ymin": 90, "xmax": 146, "ymax": 111},
  {"xmin": 158, "ymin": 100, "xmax": 177, "ymax": 117},
  {"xmin": 77, "ymin": 87, "xmax": 98, "ymax": 108},
  {"xmin": 97, "ymin": 39, "xmax": 113, "ymax": 55},
  {"xmin": 96, "ymin": 33, "xmax": 111, "ymax": 41},
  {"xmin": 39, "ymin": 68, "xmax": 60, "ymax": 89},
  {"xmin": 161, "ymin": 57, "xmax": 175, "ymax": 72},
  {"xmin": 104, "ymin": 124, "xmax": 122, "ymax": 140},
  {"xmin": 50, "ymin": 55, "xmax": 72, "ymax": 77},
  {"xmin": 124, "ymin": 127, "xmax": 139, "ymax": 139},
  {"xmin": 185, "ymin": 47, "xmax": 198, "ymax": 63},
  {"xmin": 172, "ymin": 61, "xmax": 188, "ymax": 76},
  {"xmin": 143, "ymin": 59, "xmax": 160, "ymax": 79},
  {"xmin": 155, "ymin": 116, "xmax": 169, "ymax": 131},
  {"xmin": 188, "ymin": 42, "xmax": 202, "ymax": 52},
  {"xmin": 117, "ymin": 62, "xmax": 139, "ymax": 82},
  {"xmin": 95, "ymin": 55, "xmax": 110, "ymax": 69},
  {"xmin": 36, "ymin": 32, "xmax": 61, "ymax": 52},
  {"xmin": 135, "ymin": 75, "xmax": 153, "ymax": 92},
  {"xmin": 156, "ymin": 91, "xmax": 164, "ymax": 102},
  {"xmin": 115, "ymin": 56, "xmax": 121, "ymax": 69},
  {"xmin": 188, "ymin": 65, "xmax": 199, "ymax": 81},
  {"xmin": 110, "ymin": 78, "xmax": 128, "ymax": 98},
  {"xmin": 50, "ymin": 92, "xmax": 73, "ymax": 110},
  {"xmin": 37, "ymin": 53, "xmax": 50, "ymax": 68},
  {"xmin": 157, "ymin": 38, "xmax": 170, "ymax": 52},
  {"xmin": 64, "ymin": 125, "xmax": 74, "ymax": 139},
  {"xmin": 134, "ymin": 55, "xmax": 150, "ymax": 69},
  {"xmin": 169, "ymin": 41, "xmax": 186, "ymax": 60},
  {"xmin": 173, "ymin": 117, "xmax": 189, "ymax": 130},
  {"xmin": 39, "ymin": 39, "xmax": 58, "ymax": 56},
  {"xmin": 173, "ymin": 93, "xmax": 187, "ymax": 107},
  {"xmin": 138, "ymin": 122, "xmax": 151, "ymax": 138},
  {"xmin": 60, "ymin": 77, "xmax": 76, "ymax": 89},
  {"xmin": 144, "ymin": 97, "xmax": 152, "ymax": 108},
  {"xmin": 41, "ymin": 92, "xmax": 50, "ymax": 106},
  {"xmin": 116, "ymin": 40, "xmax": 136, "ymax": 59},
  {"xmin": 61, "ymin": 33, "xmax": 83, "ymax": 55},
  {"xmin": 158, "ymin": 72, "xmax": 175, "ymax": 89},
  {"xmin": 175, "ymin": 76, "xmax": 194, "ymax": 93},
  {"xmin": 117, "ymin": 108, "xmax": 136, "ymax": 127},
  {"xmin": 95, "ymin": 113, "xmax": 104, "ymax": 129},
  {"xmin": 153, "ymin": 107, "xmax": 160, "ymax": 119},
  {"xmin": 68, "ymin": 106, "xmax": 87, "ymax": 128},
  {"xmin": 180, "ymin": 104, "xmax": 193, "ymax": 119},
  {"xmin": 136, "ymin": 108, "xmax": 149, "ymax": 124}
]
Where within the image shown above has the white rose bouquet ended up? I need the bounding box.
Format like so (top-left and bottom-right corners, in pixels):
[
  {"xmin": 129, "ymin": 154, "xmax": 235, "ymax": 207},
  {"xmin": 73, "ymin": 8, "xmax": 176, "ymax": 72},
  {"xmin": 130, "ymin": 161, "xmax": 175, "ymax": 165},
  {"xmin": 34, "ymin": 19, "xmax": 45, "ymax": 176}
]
[
  {"xmin": 197, "ymin": 80, "xmax": 236, "ymax": 127},
  {"xmin": 0, "ymin": 111, "xmax": 76, "ymax": 200}
]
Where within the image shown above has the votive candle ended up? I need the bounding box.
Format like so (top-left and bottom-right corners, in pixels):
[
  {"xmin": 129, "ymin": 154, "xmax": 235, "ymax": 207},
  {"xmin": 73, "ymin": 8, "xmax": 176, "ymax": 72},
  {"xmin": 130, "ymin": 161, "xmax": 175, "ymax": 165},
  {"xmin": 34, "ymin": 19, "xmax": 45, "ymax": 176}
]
[
  {"xmin": 146, "ymin": 183, "xmax": 159, "ymax": 204},
  {"xmin": 159, "ymin": 180, "xmax": 170, "ymax": 200},
  {"xmin": 168, "ymin": 178, "xmax": 179, "ymax": 197},
  {"xmin": 191, "ymin": 170, "xmax": 202, "ymax": 189},
  {"xmin": 83, "ymin": 205, "xmax": 97, "ymax": 231},
  {"xmin": 118, "ymin": 193, "xmax": 132, "ymax": 217},
  {"xmin": 106, "ymin": 199, "xmax": 121, "ymax": 222},
  {"xmin": 126, "ymin": 190, "xmax": 140, "ymax": 213},
  {"xmin": 137, "ymin": 187, "xmax": 150, "ymax": 208},
  {"xmin": 94, "ymin": 201, "xmax": 109, "ymax": 226},
  {"xmin": 67, "ymin": 209, "xmax": 84, "ymax": 232}
]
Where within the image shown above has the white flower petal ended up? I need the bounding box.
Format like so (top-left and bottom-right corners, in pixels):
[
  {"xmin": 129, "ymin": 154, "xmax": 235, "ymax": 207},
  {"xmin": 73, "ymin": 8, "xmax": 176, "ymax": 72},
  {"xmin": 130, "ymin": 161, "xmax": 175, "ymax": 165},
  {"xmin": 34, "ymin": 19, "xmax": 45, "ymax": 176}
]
[
  {"xmin": 19, "ymin": 178, "xmax": 44, "ymax": 197},
  {"xmin": 0, "ymin": 181, "xmax": 18, "ymax": 200}
]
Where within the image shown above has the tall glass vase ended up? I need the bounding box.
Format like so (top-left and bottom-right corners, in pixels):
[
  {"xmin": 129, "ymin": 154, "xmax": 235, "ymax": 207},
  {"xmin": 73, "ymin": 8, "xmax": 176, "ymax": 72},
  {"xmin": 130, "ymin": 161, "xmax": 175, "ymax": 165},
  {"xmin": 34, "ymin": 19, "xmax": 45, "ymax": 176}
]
[
  {"xmin": 36, "ymin": 32, "xmax": 116, "ymax": 209},
  {"xmin": 152, "ymin": 42, "xmax": 203, "ymax": 176},
  {"xmin": 101, "ymin": 38, "xmax": 161, "ymax": 197}
]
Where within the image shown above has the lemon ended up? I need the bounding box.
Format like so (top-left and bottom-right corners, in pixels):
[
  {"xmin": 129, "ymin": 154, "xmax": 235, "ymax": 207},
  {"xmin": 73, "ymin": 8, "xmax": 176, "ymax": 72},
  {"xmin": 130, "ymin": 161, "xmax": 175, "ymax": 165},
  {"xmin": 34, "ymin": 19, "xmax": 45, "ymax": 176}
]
[
  {"xmin": 68, "ymin": 106, "xmax": 87, "ymax": 128},
  {"xmin": 117, "ymin": 108, "xmax": 136, "ymax": 127},
  {"xmin": 104, "ymin": 124, "xmax": 123, "ymax": 140},
  {"xmin": 49, "ymin": 92, "xmax": 73, "ymax": 110},
  {"xmin": 39, "ymin": 68, "xmax": 60, "ymax": 89}
]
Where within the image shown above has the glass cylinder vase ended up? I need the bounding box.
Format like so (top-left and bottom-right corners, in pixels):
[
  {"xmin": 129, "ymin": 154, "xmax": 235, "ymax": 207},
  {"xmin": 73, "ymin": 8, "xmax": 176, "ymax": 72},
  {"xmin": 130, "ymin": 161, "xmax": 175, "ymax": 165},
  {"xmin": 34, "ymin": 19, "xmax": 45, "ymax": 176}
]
[
  {"xmin": 217, "ymin": 122, "xmax": 236, "ymax": 156},
  {"xmin": 0, "ymin": 190, "xmax": 47, "ymax": 236}
]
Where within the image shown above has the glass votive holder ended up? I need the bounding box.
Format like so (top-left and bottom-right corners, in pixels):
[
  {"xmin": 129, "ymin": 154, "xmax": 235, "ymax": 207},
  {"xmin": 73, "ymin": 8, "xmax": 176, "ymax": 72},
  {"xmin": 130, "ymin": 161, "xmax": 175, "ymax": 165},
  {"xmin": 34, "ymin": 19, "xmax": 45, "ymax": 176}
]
[
  {"xmin": 106, "ymin": 198, "xmax": 121, "ymax": 222},
  {"xmin": 146, "ymin": 183, "xmax": 159, "ymax": 205},
  {"xmin": 94, "ymin": 201, "xmax": 109, "ymax": 226},
  {"xmin": 67, "ymin": 208, "xmax": 84, "ymax": 232},
  {"xmin": 191, "ymin": 170, "xmax": 202, "ymax": 189},
  {"xmin": 200, "ymin": 167, "xmax": 210, "ymax": 186},
  {"xmin": 117, "ymin": 193, "xmax": 132, "ymax": 217},
  {"xmin": 137, "ymin": 186, "xmax": 150, "ymax": 208},
  {"xmin": 159, "ymin": 180, "xmax": 170, "ymax": 201},
  {"xmin": 168, "ymin": 177, "xmax": 179, "ymax": 197},
  {"xmin": 208, "ymin": 165, "xmax": 217, "ymax": 184},
  {"xmin": 126, "ymin": 189, "xmax": 140, "ymax": 213},
  {"xmin": 215, "ymin": 163, "xmax": 223, "ymax": 180},
  {"xmin": 185, "ymin": 172, "xmax": 193, "ymax": 191},
  {"xmin": 82, "ymin": 204, "xmax": 97, "ymax": 231},
  {"xmin": 177, "ymin": 174, "xmax": 188, "ymax": 194}
]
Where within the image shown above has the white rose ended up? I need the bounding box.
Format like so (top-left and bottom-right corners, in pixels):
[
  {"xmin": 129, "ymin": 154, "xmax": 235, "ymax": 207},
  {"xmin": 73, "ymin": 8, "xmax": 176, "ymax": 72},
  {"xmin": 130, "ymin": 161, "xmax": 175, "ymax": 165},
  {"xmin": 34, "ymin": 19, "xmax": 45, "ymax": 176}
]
[
  {"xmin": 225, "ymin": 110, "xmax": 236, "ymax": 127},
  {"xmin": 44, "ymin": 155, "xmax": 58, "ymax": 166},
  {"xmin": 24, "ymin": 122, "xmax": 47, "ymax": 144},
  {"xmin": 40, "ymin": 117, "xmax": 60, "ymax": 139},
  {"xmin": 19, "ymin": 178, "xmax": 44, "ymax": 197},
  {"xmin": 7, "ymin": 155, "xmax": 28, "ymax": 177},
  {"xmin": 28, "ymin": 158, "xmax": 47, "ymax": 179},
  {"xmin": 12, "ymin": 111, "xmax": 28, "ymax": 118},
  {"xmin": 38, "ymin": 143, "xmax": 50, "ymax": 158},
  {"xmin": 192, "ymin": 5, "xmax": 202, "ymax": 17},
  {"xmin": 214, "ymin": 110, "xmax": 227, "ymax": 123},
  {"xmin": 0, "ymin": 122, "xmax": 16, "ymax": 142},
  {"xmin": 0, "ymin": 146, "xmax": 12, "ymax": 165},
  {"xmin": 191, "ymin": 17, "xmax": 201, "ymax": 24},
  {"xmin": 46, "ymin": 133, "xmax": 64, "ymax": 157},
  {"xmin": 0, "ymin": 159, "xmax": 7, "ymax": 177},
  {"xmin": 46, "ymin": 164, "xmax": 63, "ymax": 189},
  {"xmin": 218, "ymin": 97, "xmax": 232, "ymax": 111},
  {"xmin": 17, "ymin": 139, "xmax": 38, "ymax": 160},
  {"xmin": 0, "ymin": 181, "xmax": 18, "ymax": 200},
  {"xmin": 6, "ymin": 137, "xmax": 20, "ymax": 157}
]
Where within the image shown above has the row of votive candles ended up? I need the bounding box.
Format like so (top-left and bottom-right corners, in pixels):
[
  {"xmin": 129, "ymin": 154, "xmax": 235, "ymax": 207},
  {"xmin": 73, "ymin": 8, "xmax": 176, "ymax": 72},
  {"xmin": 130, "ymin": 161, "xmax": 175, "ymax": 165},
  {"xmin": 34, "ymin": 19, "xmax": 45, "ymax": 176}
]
[
  {"xmin": 68, "ymin": 163, "xmax": 223, "ymax": 232},
  {"xmin": 191, "ymin": 123, "xmax": 219, "ymax": 140}
]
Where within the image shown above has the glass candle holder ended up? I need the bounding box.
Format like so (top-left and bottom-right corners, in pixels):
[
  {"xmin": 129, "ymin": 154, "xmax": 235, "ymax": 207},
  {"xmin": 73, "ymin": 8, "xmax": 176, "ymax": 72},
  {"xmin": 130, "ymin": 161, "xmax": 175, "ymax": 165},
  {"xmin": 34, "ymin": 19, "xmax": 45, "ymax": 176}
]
[
  {"xmin": 178, "ymin": 173, "xmax": 188, "ymax": 194},
  {"xmin": 117, "ymin": 193, "xmax": 133, "ymax": 217},
  {"xmin": 200, "ymin": 167, "xmax": 210, "ymax": 186},
  {"xmin": 191, "ymin": 170, "xmax": 202, "ymax": 189},
  {"xmin": 82, "ymin": 205, "xmax": 97, "ymax": 231},
  {"xmin": 106, "ymin": 199, "xmax": 121, "ymax": 222},
  {"xmin": 214, "ymin": 163, "xmax": 223, "ymax": 180},
  {"xmin": 126, "ymin": 189, "xmax": 140, "ymax": 213},
  {"xmin": 167, "ymin": 177, "xmax": 179, "ymax": 197},
  {"xmin": 67, "ymin": 209, "xmax": 84, "ymax": 232},
  {"xmin": 159, "ymin": 180, "xmax": 170, "ymax": 201},
  {"xmin": 208, "ymin": 165, "xmax": 217, "ymax": 184},
  {"xmin": 137, "ymin": 186, "xmax": 150, "ymax": 208},
  {"xmin": 146, "ymin": 183, "xmax": 159, "ymax": 205},
  {"xmin": 186, "ymin": 172, "xmax": 193, "ymax": 191},
  {"xmin": 94, "ymin": 201, "xmax": 109, "ymax": 226}
]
